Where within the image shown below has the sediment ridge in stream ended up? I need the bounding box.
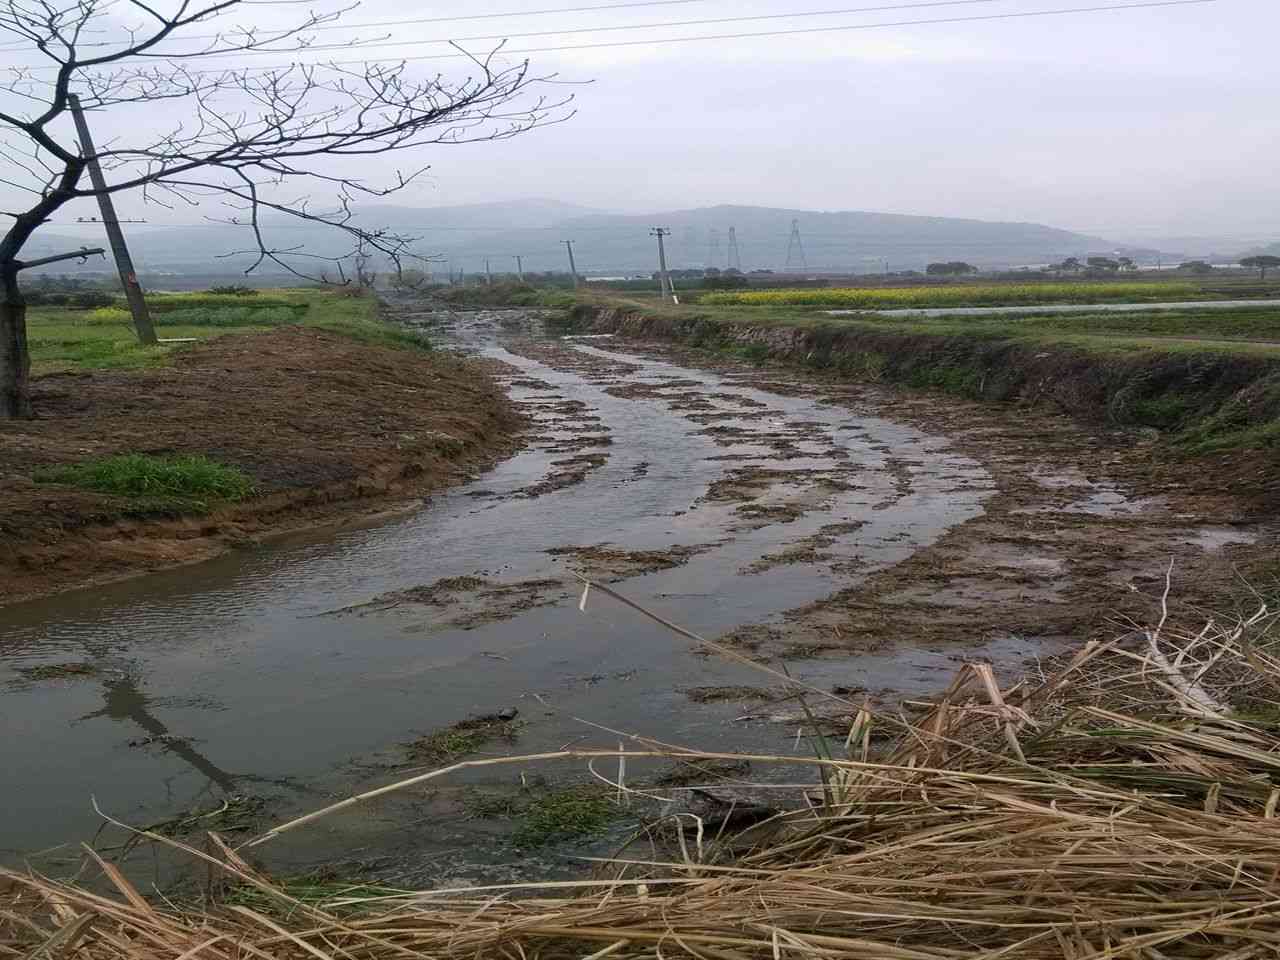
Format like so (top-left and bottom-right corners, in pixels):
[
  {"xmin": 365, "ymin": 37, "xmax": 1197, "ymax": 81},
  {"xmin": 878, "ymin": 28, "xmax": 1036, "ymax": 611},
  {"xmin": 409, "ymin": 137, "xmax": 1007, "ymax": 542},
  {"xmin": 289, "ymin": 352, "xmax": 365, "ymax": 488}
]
[{"xmin": 562, "ymin": 302, "xmax": 1280, "ymax": 511}]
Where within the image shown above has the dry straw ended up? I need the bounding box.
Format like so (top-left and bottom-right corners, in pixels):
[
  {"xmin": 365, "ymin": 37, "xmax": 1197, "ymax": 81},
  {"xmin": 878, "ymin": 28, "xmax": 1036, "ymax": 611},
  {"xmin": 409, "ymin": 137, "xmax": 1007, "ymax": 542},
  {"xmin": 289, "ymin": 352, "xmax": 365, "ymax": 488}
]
[{"xmin": 3, "ymin": 580, "xmax": 1278, "ymax": 960}]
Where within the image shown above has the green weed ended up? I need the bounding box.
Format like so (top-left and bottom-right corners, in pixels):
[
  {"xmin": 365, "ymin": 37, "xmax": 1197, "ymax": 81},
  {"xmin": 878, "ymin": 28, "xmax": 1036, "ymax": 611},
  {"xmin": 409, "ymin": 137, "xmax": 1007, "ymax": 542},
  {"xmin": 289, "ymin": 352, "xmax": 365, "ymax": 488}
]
[
  {"xmin": 513, "ymin": 789, "xmax": 617, "ymax": 847},
  {"xmin": 27, "ymin": 332, "xmax": 173, "ymax": 372},
  {"xmin": 312, "ymin": 318, "xmax": 432, "ymax": 352},
  {"xmin": 34, "ymin": 454, "xmax": 256, "ymax": 503},
  {"xmin": 406, "ymin": 715, "xmax": 522, "ymax": 764},
  {"xmin": 468, "ymin": 786, "xmax": 619, "ymax": 848}
]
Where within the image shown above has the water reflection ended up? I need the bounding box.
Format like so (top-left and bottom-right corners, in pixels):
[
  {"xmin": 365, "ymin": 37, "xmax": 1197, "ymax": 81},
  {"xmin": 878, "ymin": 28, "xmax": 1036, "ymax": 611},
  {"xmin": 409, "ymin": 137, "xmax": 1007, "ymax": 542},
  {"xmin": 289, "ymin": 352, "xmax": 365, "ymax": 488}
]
[{"xmin": 78, "ymin": 673, "xmax": 238, "ymax": 794}]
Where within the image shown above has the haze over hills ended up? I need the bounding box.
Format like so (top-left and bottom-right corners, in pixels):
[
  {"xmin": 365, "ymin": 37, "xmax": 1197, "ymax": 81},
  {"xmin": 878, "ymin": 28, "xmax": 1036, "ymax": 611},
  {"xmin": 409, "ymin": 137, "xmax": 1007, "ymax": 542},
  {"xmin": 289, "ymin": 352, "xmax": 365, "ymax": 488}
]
[{"xmin": 24, "ymin": 199, "xmax": 1248, "ymax": 279}]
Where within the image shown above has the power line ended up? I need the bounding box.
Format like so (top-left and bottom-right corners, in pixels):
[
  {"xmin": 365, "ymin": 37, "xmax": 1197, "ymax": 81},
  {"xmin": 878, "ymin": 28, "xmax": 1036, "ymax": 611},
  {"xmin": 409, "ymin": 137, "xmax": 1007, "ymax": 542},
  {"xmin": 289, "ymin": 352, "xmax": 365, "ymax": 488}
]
[
  {"xmin": 0, "ymin": 0, "xmax": 717, "ymax": 51},
  {"xmin": 113, "ymin": 0, "xmax": 1006, "ymax": 60},
  {"xmin": 5, "ymin": 0, "xmax": 1217, "ymax": 72},
  {"xmin": 161, "ymin": 0, "xmax": 1231, "ymax": 71}
]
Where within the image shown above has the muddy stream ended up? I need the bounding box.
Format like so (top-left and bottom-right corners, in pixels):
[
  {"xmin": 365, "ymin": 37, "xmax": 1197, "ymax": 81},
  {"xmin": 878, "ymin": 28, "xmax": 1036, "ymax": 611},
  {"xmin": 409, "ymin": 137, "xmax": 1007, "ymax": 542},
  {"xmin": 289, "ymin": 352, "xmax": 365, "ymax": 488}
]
[{"xmin": 0, "ymin": 306, "xmax": 1262, "ymax": 887}]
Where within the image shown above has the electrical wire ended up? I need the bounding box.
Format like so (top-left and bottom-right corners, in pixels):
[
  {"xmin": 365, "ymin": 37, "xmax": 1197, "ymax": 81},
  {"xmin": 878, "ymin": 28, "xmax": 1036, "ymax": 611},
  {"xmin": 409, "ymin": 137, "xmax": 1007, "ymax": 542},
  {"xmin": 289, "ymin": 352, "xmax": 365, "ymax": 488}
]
[
  {"xmin": 123, "ymin": 0, "xmax": 1004, "ymax": 60},
  {"xmin": 2, "ymin": 0, "xmax": 1218, "ymax": 77},
  {"xmin": 0, "ymin": 0, "xmax": 718, "ymax": 50},
  {"xmin": 189, "ymin": 0, "xmax": 1222, "ymax": 73}
]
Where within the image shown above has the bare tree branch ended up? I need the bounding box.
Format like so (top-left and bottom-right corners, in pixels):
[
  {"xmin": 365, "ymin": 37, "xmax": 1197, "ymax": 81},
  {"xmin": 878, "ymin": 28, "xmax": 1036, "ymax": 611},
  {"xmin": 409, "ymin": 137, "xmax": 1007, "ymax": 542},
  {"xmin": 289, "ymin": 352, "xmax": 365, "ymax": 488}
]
[{"xmin": 0, "ymin": 0, "xmax": 572, "ymax": 416}]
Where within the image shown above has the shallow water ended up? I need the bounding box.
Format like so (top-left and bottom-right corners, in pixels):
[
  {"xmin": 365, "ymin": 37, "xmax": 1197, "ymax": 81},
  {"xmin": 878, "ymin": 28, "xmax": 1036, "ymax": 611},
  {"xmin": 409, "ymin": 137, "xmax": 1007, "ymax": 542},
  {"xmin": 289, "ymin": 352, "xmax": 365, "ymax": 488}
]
[{"xmin": 0, "ymin": 315, "xmax": 1003, "ymax": 867}]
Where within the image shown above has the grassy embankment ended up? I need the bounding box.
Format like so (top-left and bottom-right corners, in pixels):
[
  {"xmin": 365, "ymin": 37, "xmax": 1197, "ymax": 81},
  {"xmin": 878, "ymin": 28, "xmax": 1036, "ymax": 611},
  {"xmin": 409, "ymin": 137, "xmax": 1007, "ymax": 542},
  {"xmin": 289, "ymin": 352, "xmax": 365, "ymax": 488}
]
[
  {"xmin": 14, "ymin": 286, "xmax": 450, "ymax": 519},
  {"xmin": 556, "ymin": 283, "xmax": 1280, "ymax": 459},
  {"xmin": 26, "ymin": 286, "xmax": 426, "ymax": 375}
]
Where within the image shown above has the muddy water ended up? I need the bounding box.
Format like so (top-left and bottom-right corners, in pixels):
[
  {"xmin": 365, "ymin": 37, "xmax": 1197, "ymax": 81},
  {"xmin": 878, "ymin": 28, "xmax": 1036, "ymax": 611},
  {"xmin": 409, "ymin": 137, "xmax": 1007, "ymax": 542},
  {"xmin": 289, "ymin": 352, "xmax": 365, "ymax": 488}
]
[{"xmin": 0, "ymin": 310, "xmax": 1009, "ymax": 871}]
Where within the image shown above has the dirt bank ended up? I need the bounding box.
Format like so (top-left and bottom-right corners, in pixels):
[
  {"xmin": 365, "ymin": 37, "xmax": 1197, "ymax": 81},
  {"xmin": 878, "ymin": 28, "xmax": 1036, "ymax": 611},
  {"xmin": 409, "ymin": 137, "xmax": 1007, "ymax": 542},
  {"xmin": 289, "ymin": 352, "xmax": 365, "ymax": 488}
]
[
  {"xmin": 563, "ymin": 303, "xmax": 1280, "ymax": 511},
  {"xmin": 0, "ymin": 327, "xmax": 525, "ymax": 605},
  {"xmin": 525, "ymin": 313, "xmax": 1277, "ymax": 677}
]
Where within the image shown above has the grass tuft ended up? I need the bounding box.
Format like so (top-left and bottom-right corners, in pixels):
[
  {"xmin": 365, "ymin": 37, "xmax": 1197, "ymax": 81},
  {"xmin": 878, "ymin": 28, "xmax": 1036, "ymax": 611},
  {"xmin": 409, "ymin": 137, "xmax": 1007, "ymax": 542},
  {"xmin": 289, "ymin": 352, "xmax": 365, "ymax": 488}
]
[
  {"xmin": 511, "ymin": 788, "xmax": 617, "ymax": 847},
  {"xmin": 405, "ymin": 713, "xmax": 522, "ymax": 764},
  {"xmin": 469, "ymin": 785, "xmax": 620, "ymax": 848},
  {"xmin": 33, "ymin": 453, "xmax": 256, "ymax": 503}
]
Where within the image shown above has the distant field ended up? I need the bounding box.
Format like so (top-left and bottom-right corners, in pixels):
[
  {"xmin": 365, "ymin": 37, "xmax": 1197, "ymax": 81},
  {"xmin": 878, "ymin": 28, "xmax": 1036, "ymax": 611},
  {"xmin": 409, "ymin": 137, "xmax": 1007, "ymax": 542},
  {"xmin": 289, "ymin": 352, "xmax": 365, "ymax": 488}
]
[
  {"xmin": 833, "ymin": 305, "xmax": 1280, "ymax": 346},
  {"xmin": 25, "ymin": 288, "xmax": 419, "ymax": 375},
  {"xmin": 697, "ymin": 281, "xmax": 1206, "ymax": 309}
]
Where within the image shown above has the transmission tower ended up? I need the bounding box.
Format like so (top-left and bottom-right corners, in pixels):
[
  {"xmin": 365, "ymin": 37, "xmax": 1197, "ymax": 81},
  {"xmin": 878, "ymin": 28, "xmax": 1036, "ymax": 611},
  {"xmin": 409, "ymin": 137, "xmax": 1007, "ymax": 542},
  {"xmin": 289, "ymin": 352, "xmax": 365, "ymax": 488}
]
[
  {"xmin": 785, "ymin": 218, "xmax": 808, "ymax": 273},
  {"xmin": 707, "ymin": 228, "xmax": 722, "ymax": 268},
  {"xmin": 727, "ymin": 227, "xmax": 742, "ymax": 271}
]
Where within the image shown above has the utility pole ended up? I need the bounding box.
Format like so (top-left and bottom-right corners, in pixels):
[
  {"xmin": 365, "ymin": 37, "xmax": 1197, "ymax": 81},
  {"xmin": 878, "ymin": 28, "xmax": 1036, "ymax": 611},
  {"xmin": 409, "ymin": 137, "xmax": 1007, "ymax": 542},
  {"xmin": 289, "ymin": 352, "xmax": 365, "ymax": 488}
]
[
  {"xmin": 514, "ymin": 255, "xmax": 524, "ymax": 282},
  {"xmin": 485, "ymin": 258, "xmax": 492, "ymax": 285},
  {"xmin": 68, "ymin": 93, "xmax": 156, "ymax": 345},
  {"xmin": 651, "ymin": 228, "xmax": 674, "ymax": 303},
  {"xmin": 563, "ymin": 240, "xmax": 580, "ymax": 289}
]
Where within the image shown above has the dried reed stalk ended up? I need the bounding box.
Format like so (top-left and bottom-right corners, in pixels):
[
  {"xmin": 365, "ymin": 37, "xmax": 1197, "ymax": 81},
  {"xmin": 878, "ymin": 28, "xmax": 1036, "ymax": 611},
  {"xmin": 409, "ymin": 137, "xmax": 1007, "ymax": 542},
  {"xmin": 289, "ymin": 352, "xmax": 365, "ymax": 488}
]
[{"xmin": 3, "ymin": 590, "xmax": 1276, "ymax": 960}]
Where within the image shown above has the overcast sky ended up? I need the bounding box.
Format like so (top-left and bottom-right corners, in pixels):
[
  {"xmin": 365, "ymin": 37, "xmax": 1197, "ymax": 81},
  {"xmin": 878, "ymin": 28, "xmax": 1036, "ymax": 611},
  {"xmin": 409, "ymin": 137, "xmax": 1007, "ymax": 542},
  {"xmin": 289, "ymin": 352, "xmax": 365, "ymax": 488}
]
[{"xmin": 2, "ymin": 0, "xmax": 1272, "ymax": 245}]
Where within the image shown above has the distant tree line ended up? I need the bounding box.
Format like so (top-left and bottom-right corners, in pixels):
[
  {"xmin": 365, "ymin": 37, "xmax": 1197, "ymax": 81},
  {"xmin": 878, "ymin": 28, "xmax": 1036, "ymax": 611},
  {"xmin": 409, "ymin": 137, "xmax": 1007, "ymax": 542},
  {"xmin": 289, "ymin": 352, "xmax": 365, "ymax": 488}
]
[
  {"xmin": 926, "ymin": 261, "xmax": 979, "ymax": 276},
  {"xmin": 1241, "ymin": 255, "xmax": 1280, "ymax": 280}
]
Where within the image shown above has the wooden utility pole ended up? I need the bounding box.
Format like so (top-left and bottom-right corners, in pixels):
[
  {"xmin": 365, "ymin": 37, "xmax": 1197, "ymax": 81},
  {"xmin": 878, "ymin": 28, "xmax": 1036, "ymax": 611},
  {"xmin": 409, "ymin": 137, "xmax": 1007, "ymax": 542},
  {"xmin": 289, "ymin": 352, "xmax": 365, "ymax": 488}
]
[
  {"xmin": 515, "ymin": 255, "xmax": 524, "ymax": 281},
  {"xmin": 563, "ymin": 240, "xmax": 579, "ymax": 289},
  {"xmin": 485, "ymin": 258, "xmax": 492, "ymax": 285},
  {"xmin": 651, "ymin": 228, "xmax": 674, "ymax": 303},
  {"xmin": 67, "ymin": 94, "xmax": 157, "ymax": 345}
]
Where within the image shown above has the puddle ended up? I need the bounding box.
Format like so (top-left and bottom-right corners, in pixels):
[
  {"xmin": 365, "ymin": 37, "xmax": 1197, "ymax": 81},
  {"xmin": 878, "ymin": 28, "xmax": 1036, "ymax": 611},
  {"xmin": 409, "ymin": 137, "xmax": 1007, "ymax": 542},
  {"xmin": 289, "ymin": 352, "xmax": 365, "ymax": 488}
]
[{"xmin": 1180, "ymin": 526, "xmax": 1259, "ymax": 551}]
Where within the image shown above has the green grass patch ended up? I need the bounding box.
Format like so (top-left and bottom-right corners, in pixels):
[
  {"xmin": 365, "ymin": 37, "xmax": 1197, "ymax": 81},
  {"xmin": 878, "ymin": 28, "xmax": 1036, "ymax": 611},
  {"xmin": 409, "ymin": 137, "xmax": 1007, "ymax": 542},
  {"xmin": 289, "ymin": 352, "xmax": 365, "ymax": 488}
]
[
  {"xmin": 145, "ymin": 292, "xmax": 303, "ymax": 313},
  {"xmin": 26, "ymin": 327, "xmax": 176, "ymax": 373},
  {"xmin": 563, "ymin": 296, "xmax": 1280, "ymax": 455},
  {"xmin": 310, "ymin": 316, "xmax": 432, "ymax": 352},
  {"xmin": 26, "ymin": 286, "xmax": 428, "ymax": 374},
  {"xmin": 513, "ymin": 788, "xmax": 617, "ymax": 847},
  {"xmin": 468, "ymin": 785, "xmax": 620, "ymax": 848},
  {"xmin": 405, "ymin": 713, "xmax": 523, "ymax": 764},
  {"xmin": 34, "ymin": 453, "xmax": 255, "ymax": 504},
  {"xmin": 80, "ymin": 304, "xmax": 302, "ymax": 327}
]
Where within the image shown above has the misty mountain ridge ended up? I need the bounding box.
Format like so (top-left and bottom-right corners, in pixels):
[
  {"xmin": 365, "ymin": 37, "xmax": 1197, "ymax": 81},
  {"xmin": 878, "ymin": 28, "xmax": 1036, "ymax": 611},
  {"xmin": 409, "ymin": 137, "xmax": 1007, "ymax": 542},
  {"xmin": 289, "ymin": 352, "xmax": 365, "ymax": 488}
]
[{"xmin": 24, "ymin": 199, "xmax": 1253, "ymax": 277}]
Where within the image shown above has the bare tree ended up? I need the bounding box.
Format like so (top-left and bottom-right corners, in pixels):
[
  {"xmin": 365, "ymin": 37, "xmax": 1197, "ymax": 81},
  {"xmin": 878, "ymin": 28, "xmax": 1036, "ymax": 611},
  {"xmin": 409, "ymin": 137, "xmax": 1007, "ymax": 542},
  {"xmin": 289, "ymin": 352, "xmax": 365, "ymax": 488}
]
[{"xmin": 0, "ymin": 0, "xmax": 569, "ymax": 417}]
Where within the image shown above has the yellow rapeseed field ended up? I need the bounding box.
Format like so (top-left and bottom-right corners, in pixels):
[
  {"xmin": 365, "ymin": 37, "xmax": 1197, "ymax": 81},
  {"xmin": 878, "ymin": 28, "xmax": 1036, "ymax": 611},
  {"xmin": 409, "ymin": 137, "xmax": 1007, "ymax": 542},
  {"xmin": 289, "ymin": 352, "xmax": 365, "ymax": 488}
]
[{"xmin": 700, "ymin": 280, "xmax": 1200, "ymax": 309}]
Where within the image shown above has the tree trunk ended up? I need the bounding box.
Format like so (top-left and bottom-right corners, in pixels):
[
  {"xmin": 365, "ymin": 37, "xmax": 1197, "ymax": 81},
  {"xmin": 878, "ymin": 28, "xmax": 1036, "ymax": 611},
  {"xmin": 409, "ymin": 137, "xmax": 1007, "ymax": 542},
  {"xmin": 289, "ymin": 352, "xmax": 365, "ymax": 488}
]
[{"xmin": 0, "ymin": 267, "xmax": 32, "ymax": 419}]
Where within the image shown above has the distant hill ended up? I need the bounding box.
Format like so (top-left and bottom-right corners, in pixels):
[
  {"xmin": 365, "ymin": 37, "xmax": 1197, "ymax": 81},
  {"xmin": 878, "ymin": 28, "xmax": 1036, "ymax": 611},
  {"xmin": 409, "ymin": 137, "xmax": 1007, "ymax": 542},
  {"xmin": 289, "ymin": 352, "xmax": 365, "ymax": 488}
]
[
  {"xmin": 568, "ymin": 205, "xmax": 1115, "ymax": 274},
  {"xmin": 23, "ymin": 199, "xmax": 1115, "ymax": 277}
]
